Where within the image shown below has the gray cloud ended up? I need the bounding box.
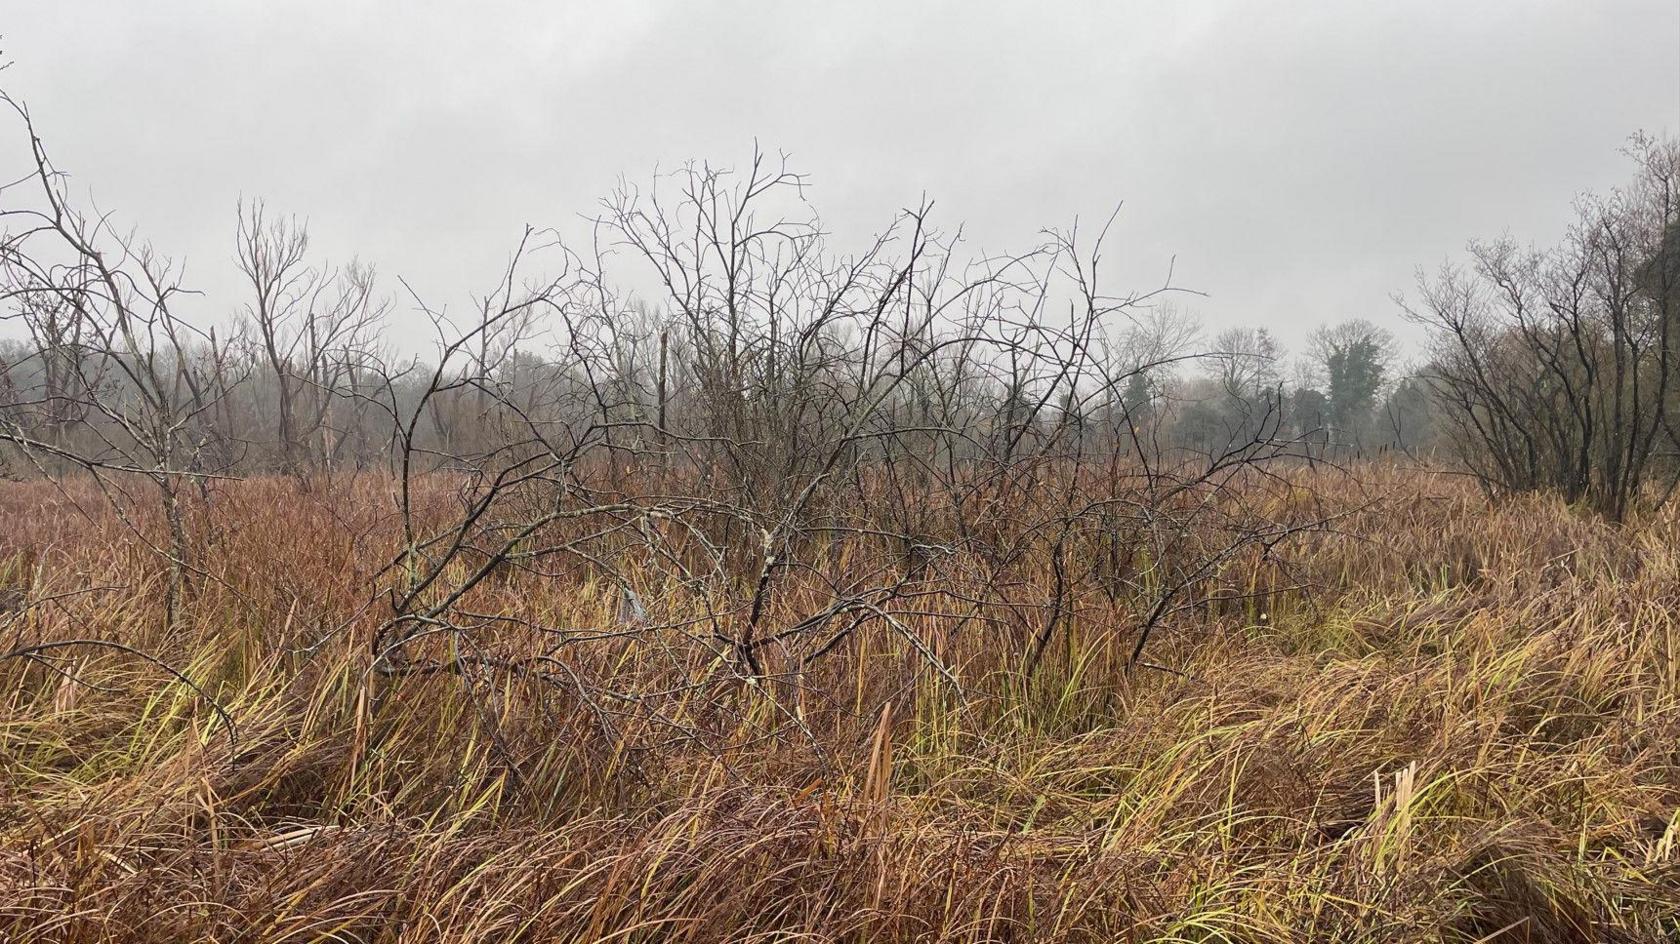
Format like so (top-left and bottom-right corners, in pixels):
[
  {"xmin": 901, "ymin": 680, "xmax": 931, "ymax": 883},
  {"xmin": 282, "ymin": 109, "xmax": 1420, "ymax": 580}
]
[{"xmin": 4, "ymin": 1, "xmax": 1677, "ymax": 354}]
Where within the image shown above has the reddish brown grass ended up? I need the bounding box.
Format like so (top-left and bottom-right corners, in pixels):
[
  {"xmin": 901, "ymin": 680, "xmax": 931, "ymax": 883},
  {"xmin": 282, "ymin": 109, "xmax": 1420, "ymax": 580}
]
[{"xmin": 1, "ymin": 466, "xmax": 1677, "ymax": 942}]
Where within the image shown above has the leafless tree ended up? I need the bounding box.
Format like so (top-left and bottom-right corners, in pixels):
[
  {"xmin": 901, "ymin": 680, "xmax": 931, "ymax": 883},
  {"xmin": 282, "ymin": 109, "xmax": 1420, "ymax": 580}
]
[
  {"xmin": 235, "ymin": 200, "xmax": 387, "ymax": 479},
  {"xmin": 0, "ymin": 90, "xmax": 245, "ymax": 622},
  {"xmin": 1404, "ymin": 133, "xmax": 1680, "ymax": 520}
]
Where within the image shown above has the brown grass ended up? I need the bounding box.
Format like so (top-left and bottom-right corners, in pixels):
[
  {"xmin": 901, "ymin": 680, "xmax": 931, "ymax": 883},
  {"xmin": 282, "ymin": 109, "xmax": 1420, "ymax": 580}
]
[{"xmin": 1, "ymin": 466, "xmax": 1677, "ymax": 942}]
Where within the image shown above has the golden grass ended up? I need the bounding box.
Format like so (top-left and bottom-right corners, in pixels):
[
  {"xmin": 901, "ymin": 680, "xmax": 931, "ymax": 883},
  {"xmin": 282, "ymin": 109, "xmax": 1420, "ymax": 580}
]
[{"xmin": 0, "ymin": 466, "xmax": 1677, "ymax": 942}]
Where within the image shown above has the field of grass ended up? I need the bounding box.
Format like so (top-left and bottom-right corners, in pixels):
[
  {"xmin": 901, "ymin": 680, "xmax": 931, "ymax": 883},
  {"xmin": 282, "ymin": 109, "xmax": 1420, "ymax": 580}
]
[{"xmin": 1, "ymin": 466, "xmax": 1678, "ymax": 942}]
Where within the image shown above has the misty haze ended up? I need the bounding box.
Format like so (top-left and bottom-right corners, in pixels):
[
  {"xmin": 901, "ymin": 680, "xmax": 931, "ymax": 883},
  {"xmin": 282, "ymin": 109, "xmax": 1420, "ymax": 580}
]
[{"xmin": 1, "ymin": 4, "xmax": 1679, "ymax": 942}]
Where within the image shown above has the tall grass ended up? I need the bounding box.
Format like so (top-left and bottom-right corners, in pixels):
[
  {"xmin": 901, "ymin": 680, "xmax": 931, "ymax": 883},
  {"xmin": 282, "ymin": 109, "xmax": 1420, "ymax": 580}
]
[{"xmin": 1, "ymin": 466, "xmax": 1676, "ymax": 942}]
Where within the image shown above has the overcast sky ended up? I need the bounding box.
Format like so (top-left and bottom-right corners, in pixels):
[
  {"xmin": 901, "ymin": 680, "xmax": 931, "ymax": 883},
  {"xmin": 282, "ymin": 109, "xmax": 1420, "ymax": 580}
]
[{"xmin": 3, "ymin": 1, "xmax": 1678, "ymax": 355}]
